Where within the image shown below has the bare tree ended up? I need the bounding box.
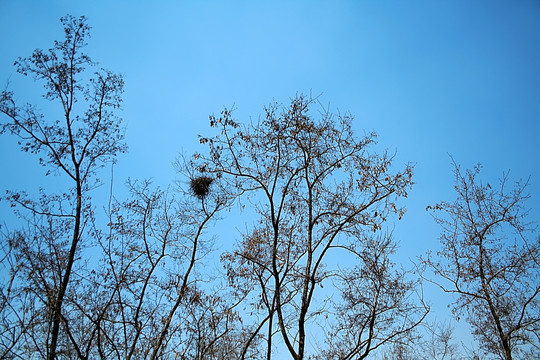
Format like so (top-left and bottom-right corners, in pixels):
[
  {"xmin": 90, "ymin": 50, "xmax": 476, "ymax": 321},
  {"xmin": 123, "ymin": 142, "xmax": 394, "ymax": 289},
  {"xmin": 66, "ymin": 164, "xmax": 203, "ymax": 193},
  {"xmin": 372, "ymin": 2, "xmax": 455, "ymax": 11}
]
[
  {"xmin": 417, "ymin": 322, "xmax": 461, "ymax": 360},
  {"xmin": 0, "ymin": 15, "xmax": 126, "ymax": 359},
  {"xmin": 197, "ymin": 95, "xmax": 425, "ymax": 359},
  {"xmin": 317, "ymin": 232, "xmax": 428, "ymax": 360},
  {"xmin": 0, "ymin": 15, "xmax": 262, "ymax": 359},
  {"xmin": 379, "ymin": 321, "xmax": 489, "ymax": 360},
  {"xmin": 421, "ymin": 161, "xmax": 540, "ymax": 360},
  {"xmin": 81, "ymin": 177, "xmax": 240, "ymax": 360}
]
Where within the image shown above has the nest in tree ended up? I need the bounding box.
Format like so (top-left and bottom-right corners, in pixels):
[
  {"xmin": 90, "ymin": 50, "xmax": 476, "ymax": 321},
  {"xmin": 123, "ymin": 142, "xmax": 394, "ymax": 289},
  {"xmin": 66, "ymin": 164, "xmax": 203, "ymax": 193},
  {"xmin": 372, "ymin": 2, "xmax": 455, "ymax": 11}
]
[{"xmin": 190, "ymin": 176, "xmax": 214, "ymax": 199}]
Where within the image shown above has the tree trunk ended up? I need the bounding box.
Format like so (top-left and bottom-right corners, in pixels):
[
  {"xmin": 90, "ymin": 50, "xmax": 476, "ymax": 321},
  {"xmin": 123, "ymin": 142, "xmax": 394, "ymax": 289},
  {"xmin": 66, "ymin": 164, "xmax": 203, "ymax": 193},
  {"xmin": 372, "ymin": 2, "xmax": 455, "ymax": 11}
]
[{"xmin": 49, "ymin": 182, "xmax": 82, "ymax": 360}]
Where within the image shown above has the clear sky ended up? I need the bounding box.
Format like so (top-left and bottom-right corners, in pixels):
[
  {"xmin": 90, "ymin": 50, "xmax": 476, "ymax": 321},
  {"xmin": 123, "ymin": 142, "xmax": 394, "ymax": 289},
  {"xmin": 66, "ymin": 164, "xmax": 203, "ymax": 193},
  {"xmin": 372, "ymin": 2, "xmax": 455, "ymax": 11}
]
[{"xmin": 1, "ymin": 0, "xmax": 539, "ymax": 353}]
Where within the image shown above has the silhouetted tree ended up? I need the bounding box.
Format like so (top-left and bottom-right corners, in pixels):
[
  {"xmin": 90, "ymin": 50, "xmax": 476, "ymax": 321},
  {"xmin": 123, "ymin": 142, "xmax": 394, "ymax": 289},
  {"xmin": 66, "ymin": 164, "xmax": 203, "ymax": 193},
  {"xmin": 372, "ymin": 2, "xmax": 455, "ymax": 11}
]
[
  {"xmin": 421, "ymin": 161, "xmax": 540, "ymax": 360},
  {"xmin": 0, "ymin": 15, "xmax": 263, "ymax": 360},
  {"xmin": 0, "ymin": 15, "xmax": 126, "ymax": 359},
  {"xmin": 416, "ymin": 322, "xmax": 461, "ymax": 360},
  {"xmin": 316, "ymin": 233, "xmax": 428, "ymax": 360},
  {"xmin": 197, "ymin": 95, "xmax": 427, "ymax": 359},
  {"xmin": 85, "ymin": 177, "xmax": 246, "ymax": 360}
]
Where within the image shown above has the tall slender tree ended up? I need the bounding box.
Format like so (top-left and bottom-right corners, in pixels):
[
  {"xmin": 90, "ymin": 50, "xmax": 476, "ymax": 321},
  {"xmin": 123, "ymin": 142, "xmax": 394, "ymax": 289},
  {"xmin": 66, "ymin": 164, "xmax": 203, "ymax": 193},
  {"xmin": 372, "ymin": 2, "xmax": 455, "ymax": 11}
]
[
  {"xmin": 0, "ymin": 15, "xmax": 126, "ymax": 359},
  {"xmin": 422, "ymin": 161, "xmax": 540, "ymax": 360}
]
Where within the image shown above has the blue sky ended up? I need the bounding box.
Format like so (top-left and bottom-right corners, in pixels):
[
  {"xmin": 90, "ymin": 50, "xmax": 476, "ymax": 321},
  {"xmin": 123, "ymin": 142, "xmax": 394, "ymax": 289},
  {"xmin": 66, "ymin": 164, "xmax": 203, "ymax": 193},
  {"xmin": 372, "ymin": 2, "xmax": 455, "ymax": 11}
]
[{"xmin": 1, "ymin": 0, "xmax": 539, "ymax": 352}]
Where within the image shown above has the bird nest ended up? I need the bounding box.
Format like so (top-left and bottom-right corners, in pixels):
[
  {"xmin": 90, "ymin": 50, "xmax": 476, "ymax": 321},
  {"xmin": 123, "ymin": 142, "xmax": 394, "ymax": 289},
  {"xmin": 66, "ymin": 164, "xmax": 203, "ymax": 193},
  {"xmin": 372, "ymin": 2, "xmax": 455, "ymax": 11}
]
[{"xmin": 190, "ymin": 176, "xmax": 214, "ymax": 199}]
